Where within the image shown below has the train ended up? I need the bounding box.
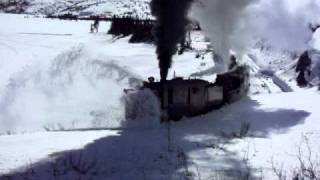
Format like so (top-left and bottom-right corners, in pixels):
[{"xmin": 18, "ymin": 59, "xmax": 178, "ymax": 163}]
[{"xmin": 124, "ymin": 65, "xmax": 250, "ymax": 121}]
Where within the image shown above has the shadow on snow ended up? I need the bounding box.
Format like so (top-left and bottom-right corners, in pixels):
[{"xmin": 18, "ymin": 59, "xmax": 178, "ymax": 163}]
[{"xmin": 1, "ymin": 97, "xmax": 310, "ymax": 180}]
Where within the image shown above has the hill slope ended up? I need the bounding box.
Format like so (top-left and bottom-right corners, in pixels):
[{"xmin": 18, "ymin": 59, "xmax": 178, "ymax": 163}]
[{"xmin": 0, "ymin": 0, "xmax": 151, "ymax": 17}]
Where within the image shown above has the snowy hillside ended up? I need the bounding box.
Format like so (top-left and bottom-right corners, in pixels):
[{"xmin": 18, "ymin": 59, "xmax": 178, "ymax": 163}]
[{"xmin": 0, "ymin": 0, "xmax": 151, "ymax": 17}]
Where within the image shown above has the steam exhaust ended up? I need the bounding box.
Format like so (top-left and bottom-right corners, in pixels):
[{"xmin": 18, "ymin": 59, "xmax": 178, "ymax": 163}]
[{"xmin": 150, "ymin": 0, "xmax": 194, "ymax": 82}]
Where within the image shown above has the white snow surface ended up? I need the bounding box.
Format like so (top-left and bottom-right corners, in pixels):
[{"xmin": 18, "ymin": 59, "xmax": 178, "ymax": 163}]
[
  {"xmin": 0, "ymin": 14, "xmax": 319, "ymax": 180},
  {"xmin": 0, "ymin": 89, "xmax": 319, "ymax": 179},
  {"xmin": 0, "ymin": 130, "xmax": 117, "ymax": 174}
]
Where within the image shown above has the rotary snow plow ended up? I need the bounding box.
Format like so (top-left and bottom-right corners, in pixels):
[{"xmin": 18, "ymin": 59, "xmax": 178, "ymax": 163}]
[{"xmin": 124, "ymin": 65, "xmax": 249, "ymax": 121}]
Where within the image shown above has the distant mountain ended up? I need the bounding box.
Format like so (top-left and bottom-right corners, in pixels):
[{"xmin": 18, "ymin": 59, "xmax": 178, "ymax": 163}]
[{"xmin": 0, "ymin": 0, "xmax": 151, "ymax": 18}]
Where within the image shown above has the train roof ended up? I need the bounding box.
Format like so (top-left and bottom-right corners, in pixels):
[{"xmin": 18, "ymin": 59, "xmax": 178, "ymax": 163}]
[{"xmin": 144, "ymin": 77, "xmax": 212, "ymax": 90}]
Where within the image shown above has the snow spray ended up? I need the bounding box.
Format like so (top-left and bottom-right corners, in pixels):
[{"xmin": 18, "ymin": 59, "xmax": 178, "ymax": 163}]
[{"xmin": 0, "ymin": 46, "xmax": 141, "ymax": 133}]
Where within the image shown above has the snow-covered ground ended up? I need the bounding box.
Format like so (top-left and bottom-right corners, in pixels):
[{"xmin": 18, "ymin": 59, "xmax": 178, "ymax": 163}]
[
  {"xmin": 0, "ymin": 14, "xmax": 320, "ymax": 179},
  {"xmin": 0, "ymin": 130, "xmax": 117, "ymax": 174},
  {"xmin": 1, "ymin": 89, "xmax": 319, "ymax": 179}
]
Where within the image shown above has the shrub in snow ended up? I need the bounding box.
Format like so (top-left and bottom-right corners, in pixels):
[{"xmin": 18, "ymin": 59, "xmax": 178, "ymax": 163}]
[
  {"xmin": 221, "ymin": 121, "xmax": 251, "ymax": 139},
  {"xmin": 271, "ymin": 135, "xmax": 320, "ymax": 180},
  {"xmin": 310, "ymin": 57, "xmax": 320, "ymax": 86},
  {"xmin": 0, "ymin": 0, "xmax": 30, "ymax": 13},
  {"xmin": 296, "ymin": 51, "xmax": 312, "ymax": 87},
  {"xmin": 296, "ymin": 50, "xmax": 320, "ymax": 87}
]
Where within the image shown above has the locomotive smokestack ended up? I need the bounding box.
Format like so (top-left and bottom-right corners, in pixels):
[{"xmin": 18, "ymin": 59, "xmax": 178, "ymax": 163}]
[{"xmin": 150, "ymin": 0, "xmax": 193, "ymax": 82}]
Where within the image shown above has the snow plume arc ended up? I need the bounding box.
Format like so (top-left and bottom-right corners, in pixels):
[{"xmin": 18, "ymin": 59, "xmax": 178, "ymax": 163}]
[
  {"xmin": 151, "ymin": 0, "xmax": 193, "ymax": 82},
  {"xmin": 192, "ymin": 0, "xmax": 257, "ymax": 72},
  {"xmin": 0, "ymin": 46, "xmax": 142, "ymax": 133}
]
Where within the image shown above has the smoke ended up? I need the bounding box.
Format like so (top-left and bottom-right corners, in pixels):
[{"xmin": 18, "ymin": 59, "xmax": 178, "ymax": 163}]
[
  {"xmin": 150, "ymin": 0, "xmax": 193, "ymax": 82},
  {"xmin": 248, "ymin": 0, "xmax": 320, "ymax": 53},
  {"xmin": 191, "ymin": 0, "xmax": 320, "ymax": 72},
  {"xmin": 192, "ymin": 0, "xmax": 257, "ymax": 72}
]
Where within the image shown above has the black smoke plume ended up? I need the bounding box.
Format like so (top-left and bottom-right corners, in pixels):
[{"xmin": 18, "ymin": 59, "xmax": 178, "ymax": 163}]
[{"xmin": 150, "ymin": 0, "xmax": 193, "ymax": 82}]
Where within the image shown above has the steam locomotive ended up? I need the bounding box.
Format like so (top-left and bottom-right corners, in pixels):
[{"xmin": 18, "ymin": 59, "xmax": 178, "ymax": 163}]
[{"xmin": 124, "ymin": 65, "xmax": 249, "ymax": 121}]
